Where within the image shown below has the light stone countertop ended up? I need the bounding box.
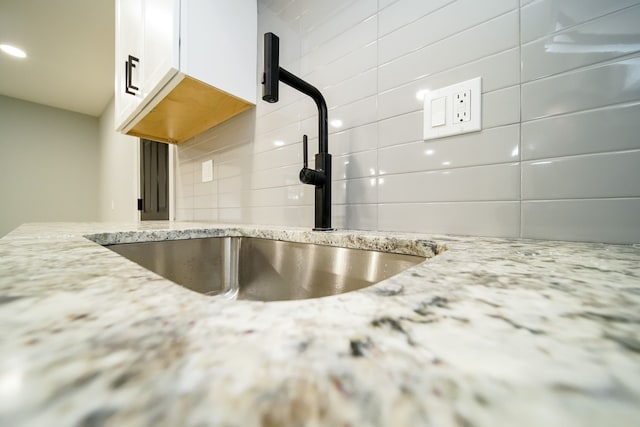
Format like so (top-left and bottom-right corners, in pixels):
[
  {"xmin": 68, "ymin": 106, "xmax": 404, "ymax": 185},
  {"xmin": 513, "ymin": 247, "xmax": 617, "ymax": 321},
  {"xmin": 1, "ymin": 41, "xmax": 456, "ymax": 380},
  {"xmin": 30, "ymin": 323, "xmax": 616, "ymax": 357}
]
[{"xmin": 0, "ymin": 222, "xmax": 639, "ymax": 427}]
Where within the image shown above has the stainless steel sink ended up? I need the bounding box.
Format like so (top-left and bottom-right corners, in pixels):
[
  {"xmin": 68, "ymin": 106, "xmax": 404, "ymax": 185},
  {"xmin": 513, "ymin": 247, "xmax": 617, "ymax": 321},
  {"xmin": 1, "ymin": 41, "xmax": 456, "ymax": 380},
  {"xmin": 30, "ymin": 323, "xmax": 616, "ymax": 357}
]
[{"xmin": 105, "ymin": 237, "xmax": 425, "ymax": 301}]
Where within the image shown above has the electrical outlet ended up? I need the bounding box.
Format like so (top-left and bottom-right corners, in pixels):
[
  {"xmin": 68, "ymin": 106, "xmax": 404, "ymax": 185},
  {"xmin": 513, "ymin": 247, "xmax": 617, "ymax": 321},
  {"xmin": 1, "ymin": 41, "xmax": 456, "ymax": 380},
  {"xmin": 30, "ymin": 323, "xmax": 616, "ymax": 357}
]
[
  {"xmin": 454, "ymin": 90, "xmax": 471, "ymax": 122},
  {"xmin": 423, "ymin": 77, "xmax": 481, "ymax": 140}
]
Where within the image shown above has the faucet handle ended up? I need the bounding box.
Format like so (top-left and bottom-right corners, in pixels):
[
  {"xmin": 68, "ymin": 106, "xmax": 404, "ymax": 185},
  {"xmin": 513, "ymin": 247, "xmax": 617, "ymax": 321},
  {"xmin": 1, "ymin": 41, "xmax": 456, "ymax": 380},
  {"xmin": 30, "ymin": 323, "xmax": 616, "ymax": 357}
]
[
  {"xmin": 302, "ymin": 134, "xmax": 308, "ymax": 169},
  {"xmin": 299, "ymin": 134, "xmax": 326, "ymax": 186}
]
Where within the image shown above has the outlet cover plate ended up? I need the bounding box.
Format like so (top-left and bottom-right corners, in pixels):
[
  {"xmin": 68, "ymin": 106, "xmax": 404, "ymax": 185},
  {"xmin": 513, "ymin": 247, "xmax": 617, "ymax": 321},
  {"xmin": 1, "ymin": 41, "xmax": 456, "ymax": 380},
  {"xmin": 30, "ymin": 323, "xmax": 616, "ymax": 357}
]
[
  {"xmin": 202, "ymin": 160, "xmax": 213, "ymax": 182},
  {"xmin": 423, "ymin": 77, "xmax": 481, "ymax": 141}
]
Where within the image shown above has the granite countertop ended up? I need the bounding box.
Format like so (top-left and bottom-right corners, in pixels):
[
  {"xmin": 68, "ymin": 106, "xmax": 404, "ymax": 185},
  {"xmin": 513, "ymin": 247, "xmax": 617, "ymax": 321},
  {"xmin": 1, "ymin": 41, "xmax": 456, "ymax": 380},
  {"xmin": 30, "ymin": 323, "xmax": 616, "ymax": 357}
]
[{"xmin": 1, "ymin": 222, "xmax": 639, "ymax": 427}]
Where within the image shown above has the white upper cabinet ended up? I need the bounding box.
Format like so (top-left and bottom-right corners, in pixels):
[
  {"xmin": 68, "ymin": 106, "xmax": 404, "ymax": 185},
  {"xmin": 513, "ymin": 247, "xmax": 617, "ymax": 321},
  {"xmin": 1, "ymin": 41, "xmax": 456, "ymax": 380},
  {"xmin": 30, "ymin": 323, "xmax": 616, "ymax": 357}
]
[
  {"xmin": 115, "ymin": 0, "xmax": 257, "ymax": 144},
  {"xmin": 114, "ymin": 0, "xmax": 143, "ymax": 127}
]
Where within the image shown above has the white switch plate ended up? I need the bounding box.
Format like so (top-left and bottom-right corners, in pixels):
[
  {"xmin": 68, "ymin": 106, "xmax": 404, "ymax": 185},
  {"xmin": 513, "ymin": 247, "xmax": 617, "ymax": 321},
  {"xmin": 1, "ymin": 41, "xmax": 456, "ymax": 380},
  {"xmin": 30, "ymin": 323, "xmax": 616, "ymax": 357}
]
[
  {"xmin": 202, "ymin": 159, "xmax": 213, "ymax": 182},
  {"xmin": 423, "ymin": 77, "xmax": 481, "ymax": 141}
]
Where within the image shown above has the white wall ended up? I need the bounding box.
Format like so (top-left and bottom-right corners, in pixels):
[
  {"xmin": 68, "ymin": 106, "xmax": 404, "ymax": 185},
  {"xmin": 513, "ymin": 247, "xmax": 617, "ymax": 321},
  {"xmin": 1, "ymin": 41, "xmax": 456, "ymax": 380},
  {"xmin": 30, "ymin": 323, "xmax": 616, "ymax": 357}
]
[
  {"xmin": 0, "ymin": 95, "xmax": 100, "ymax": 237},
  {"xmin": 174, "ymin": 0, "xmax": 640, "ymax": 244},
  {"xmin": 98, "ymin": 97, "xmax": 139, "ymax": 222}
]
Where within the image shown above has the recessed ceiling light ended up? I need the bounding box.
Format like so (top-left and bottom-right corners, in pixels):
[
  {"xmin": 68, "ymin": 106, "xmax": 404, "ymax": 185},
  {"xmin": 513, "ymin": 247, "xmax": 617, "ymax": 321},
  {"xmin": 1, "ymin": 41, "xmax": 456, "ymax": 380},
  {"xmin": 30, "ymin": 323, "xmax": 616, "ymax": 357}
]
[{"xmin": 0, "ymin": 44, "xmax": 27, "ymax": 58}]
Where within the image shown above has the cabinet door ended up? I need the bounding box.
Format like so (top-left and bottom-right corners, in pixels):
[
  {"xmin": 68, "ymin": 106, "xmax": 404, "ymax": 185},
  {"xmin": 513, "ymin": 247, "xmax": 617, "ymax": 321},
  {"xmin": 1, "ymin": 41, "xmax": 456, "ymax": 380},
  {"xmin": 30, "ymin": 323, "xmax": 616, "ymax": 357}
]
[
  {"xmin": 142, "ymin": 0, "xmax": 180, "ymax": 99},
  {"xmin": 115, "ymin": 0, "xmax": 143, "ymax": 127}
]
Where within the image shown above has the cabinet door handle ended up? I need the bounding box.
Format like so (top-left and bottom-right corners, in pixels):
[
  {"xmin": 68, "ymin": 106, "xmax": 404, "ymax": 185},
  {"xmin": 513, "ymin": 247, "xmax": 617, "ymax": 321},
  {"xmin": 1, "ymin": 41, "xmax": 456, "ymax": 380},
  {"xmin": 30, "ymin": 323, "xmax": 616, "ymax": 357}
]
[{"xmin": 125, "ymin": 55, "xmax": 140, "ymax": 95}]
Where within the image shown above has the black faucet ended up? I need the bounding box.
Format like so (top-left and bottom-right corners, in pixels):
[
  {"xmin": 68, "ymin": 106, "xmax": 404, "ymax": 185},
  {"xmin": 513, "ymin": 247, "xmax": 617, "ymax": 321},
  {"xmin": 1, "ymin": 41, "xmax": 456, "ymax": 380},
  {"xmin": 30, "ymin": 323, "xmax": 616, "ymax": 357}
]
[{"xmin": 262, "ymin": 32, "xmax": 333, "ymax": 231}]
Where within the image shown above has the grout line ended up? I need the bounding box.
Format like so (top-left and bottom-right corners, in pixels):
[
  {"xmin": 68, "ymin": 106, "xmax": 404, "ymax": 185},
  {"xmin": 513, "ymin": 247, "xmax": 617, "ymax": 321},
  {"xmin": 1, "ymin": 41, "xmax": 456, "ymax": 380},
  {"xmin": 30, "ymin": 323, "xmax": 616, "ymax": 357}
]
[
  {"xmin": 518, "ymin": 0, "xmax": 523, "ymax": 239},
  {"xmin": 375, "ymin": 0, "xmax": 381, "ymax": 231},
  {"xmin": 377, "ymin": 200, "xmax": 521, "ymax": 205},
  {"xmin": 378, "ymin": 160, "xmax": 520, "ymax": 177},
  {"xmin": 522, "ymin": 148, "xmax": 640, "ymax": 163},
  {"xmin": 523, "ymin": 197, "xmax": 640, "ymax": 203}
]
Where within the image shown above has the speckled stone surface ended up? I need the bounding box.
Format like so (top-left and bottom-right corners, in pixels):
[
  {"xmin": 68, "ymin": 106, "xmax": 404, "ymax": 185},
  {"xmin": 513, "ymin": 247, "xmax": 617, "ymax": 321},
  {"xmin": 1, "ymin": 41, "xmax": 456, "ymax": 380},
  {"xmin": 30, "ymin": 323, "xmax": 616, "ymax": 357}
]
[{"xmin": 1, "ymin": 222, "xmax": 639, "ymax": 427}]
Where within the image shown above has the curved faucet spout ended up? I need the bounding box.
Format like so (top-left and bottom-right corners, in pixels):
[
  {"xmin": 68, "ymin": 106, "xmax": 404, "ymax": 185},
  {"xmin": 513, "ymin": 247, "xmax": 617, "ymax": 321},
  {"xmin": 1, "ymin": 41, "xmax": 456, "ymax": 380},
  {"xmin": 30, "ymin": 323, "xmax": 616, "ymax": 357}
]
[{"xmin": 261, "ymin": 32, "xmax": 333, "ymax": 231}]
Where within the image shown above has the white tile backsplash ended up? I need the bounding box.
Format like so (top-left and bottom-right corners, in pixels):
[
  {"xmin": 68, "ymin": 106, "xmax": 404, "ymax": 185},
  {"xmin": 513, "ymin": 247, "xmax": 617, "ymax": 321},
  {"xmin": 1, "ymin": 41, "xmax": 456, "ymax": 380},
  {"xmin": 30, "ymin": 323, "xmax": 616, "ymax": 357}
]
[
  {"xmin": 522, "ymin": 150, "xmax": 640, "ymax": 200},
  {"xmin": 522, "ymin": 56, "xmax": 640, "ymax": 120},
  {"xmin": 378, "ymin": 10, "xmax": 518, "ymax": 92},
  {"xmin": 379, "ymin": 202, "xmax": 521, "ymax": 237},
  {"xmin": 378, "ymin": 163, "xmax": 520, "ymax": 203},
  {"xmin": 379, "ymin": 125, "xmax": 520, "ymax": 174},
  {"xmin": 522, "ymin": 103, "xmax": 640, "ymax": 160},
  {"xmin": 174, "ymin": 0, "xmax": 640, "ymax": 243},
  {"xmin": 520, "ymin": 0, "xmax": 640, "ymax": 43},
  {"xmin": 521, "ymin": 5, "xmax": 640, "ymax": 82},
  {"xmin": 522, "ymin": 199, "xmax": 640, "ymax": 244},
  {"xmin": 379, "ymin": 0, "xmax": 517, "ymax": 64}
]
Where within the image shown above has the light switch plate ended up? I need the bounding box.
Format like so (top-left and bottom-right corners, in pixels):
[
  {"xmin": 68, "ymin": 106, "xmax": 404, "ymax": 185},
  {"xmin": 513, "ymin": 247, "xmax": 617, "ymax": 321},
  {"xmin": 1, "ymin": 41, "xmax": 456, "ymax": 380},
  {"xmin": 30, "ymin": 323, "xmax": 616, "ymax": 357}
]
[
  {"xmin": 202, "ymin": 160, "xmax": 213, "ymax": 182},
  {"xmin": 423, "ymin": 77, "xmax": 481, "ymax": 141},
  {"xmin": 431, "ymin": 96, "xmax": 446, "ymax": 127}
]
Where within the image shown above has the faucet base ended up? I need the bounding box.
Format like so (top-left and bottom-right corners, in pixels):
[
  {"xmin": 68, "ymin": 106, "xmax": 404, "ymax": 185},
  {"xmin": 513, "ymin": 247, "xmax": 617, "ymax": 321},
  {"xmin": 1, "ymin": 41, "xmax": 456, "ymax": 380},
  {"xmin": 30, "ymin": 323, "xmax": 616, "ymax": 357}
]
[{"xmin": 313, "ymin": 227, "xmax": 335, "ymax": 232}]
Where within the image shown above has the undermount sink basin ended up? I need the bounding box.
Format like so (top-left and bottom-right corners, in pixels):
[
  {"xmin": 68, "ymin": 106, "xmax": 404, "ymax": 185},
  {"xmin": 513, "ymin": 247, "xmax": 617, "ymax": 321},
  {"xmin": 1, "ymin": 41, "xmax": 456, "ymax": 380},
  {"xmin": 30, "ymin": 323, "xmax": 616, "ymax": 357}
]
[{"xmin": 105, "ymin": 237, "xmax": 425, "ymax": 302}]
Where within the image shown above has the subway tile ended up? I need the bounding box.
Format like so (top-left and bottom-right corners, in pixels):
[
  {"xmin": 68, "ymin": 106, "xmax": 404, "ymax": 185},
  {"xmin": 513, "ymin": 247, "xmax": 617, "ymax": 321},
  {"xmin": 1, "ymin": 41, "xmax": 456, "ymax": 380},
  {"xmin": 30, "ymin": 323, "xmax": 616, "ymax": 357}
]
[
  {"xmin": 178, "ymin": 181, "xmax": 194, "ymax": 198},
  {"xmin": 522, "ymin": 199, "xmax": 640, "ymax": 243},
  {"xmin": 249, "ymin": 206, "xmax": 314, "ymax": 228},
  {"xmin": 332, "ymin": 177, "xmax": 378, "ymax": 205},
  {"xmin": 378, "ymin": 11, "xmax": 518, "ymax": 92},
  {"xmin": 218, "ymin": 208, "xmax": 245, "ymax": 223},
  {"xmin": 522, "ymin": 56, "xmax": 640, "ymax": 120},
  {"xmin": 254, "ymin": 122, "xmax": 305, "ymax": 154},
  {"xmin": 521, "ymin": 0, "xmax": 640, "ymax": 43},
  {"xmin": 218, "ymin": 176, "xmax": 243, "ymax": 194},
  {"xmin": 306, "ymin": 41, "xmax": 377, "ymax": 89},
  {"xmin": 250, "ymin": 185, "xmax": 313, "ymax": 207},
  {"xmin": 216, "ymin": 162, "xmax": 244, "ymax": 180},
  {"xmin": 194, "ymin": 180, "xmax": 216, "ymax": 196},
  {"xmin": 210, "ymin": 144, "xmax": 252, "ymax": 164},
  {"xmin": 194, "ymin": 194, "xmax": 217, "ymax": 209},
  {"xmin": 377, "ymin": 48, "xmax": 520, "ymax": 120},
  {"xmin": 326, "ymin": 95, "xmax": 377, "ymax": 131},
  {"xmin": 275, "ymin": 1, "xmax": 308, "ymax": 28},
  {"xmin": 522, "ymin": 102, "xmax": 640, "ymax": 160},
  {"xmin": 482, "ymin": 85, "xmax": 521, "ymax": 129},
  {"xmin": 522, "ymin": 5, "xmax": 640, "ymax": 82},
  {"xmin": 253, "ymin": 143, "xmax": 303, "ymax": 171},
  {"xmin": 333, "ymin": 149, "xmax": 378, "ymax": 180},
  {"xmin": 218, "ymin": 192, "xmax": 242, "ymax": 209},
  {"xmin": 176, "ymin": 196, "xmax": 194, "ymax": 210},
  {"xmin": 379, "ymin": 111, "xmax": 423, "ymax": 148},
  {"xmin": 379, "ymin": 163, "xmax": 520, "ymax": 203},
  {"xmin": 255, "ymin": 99, "xmax": 309, "ymax": 136},
  {"xmin": 250, "ymin": 165, "xmax": 301, "ymax": 189},
  {"xmin": 193, "ymin": 209, "xmax": 217, "ymax": 221},
  {"xmin": 379, "ymin": 0, "xmax": 517, "ymax": 64},
  {"xmin": 176, "ymin": 208, "xmax": 194, "ymax": 221},
  {"xmin": 378, "ymin": 0, "xmax": 455, "ymax": 37},
  {"xmin": 298, "ymin": 0, "xmax": 356, "ymax": 35},
  {"xmin": 324, "ymin": 67, "xmax": 377, "ymax": 109},
  {"xmin": 379, "ymin": 202, "xmax": 520, "ymax": 237},
  {"xmin": 342, "ymin": 204, "xmax": 378, "ymax": 230},
  {"xmin": 301, "ymin": 1, "xmax": 376, "ymax": 54},
  {"xmin": 522, "ymin": 150, "xmax": 640, "ymax": 200},
  {"xmin": 300, "ymin": 14, "xmax": 376, "ymax": 76},
  {"xmin": 379, "ymin": 125, "xmax": 520, "ymax": 174},
  {"xmin": 329, "ymin": 123, "xmax": 378, "ymax": 156}
]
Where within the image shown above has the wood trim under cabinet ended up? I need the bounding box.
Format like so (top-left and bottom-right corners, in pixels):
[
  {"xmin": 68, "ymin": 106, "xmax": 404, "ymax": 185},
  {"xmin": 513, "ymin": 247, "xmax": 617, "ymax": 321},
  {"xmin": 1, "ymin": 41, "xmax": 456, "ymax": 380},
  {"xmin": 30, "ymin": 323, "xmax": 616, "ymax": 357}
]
[{"xmin": 126, "ymin": 76, "xmax": 253, "ymax": 144}]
